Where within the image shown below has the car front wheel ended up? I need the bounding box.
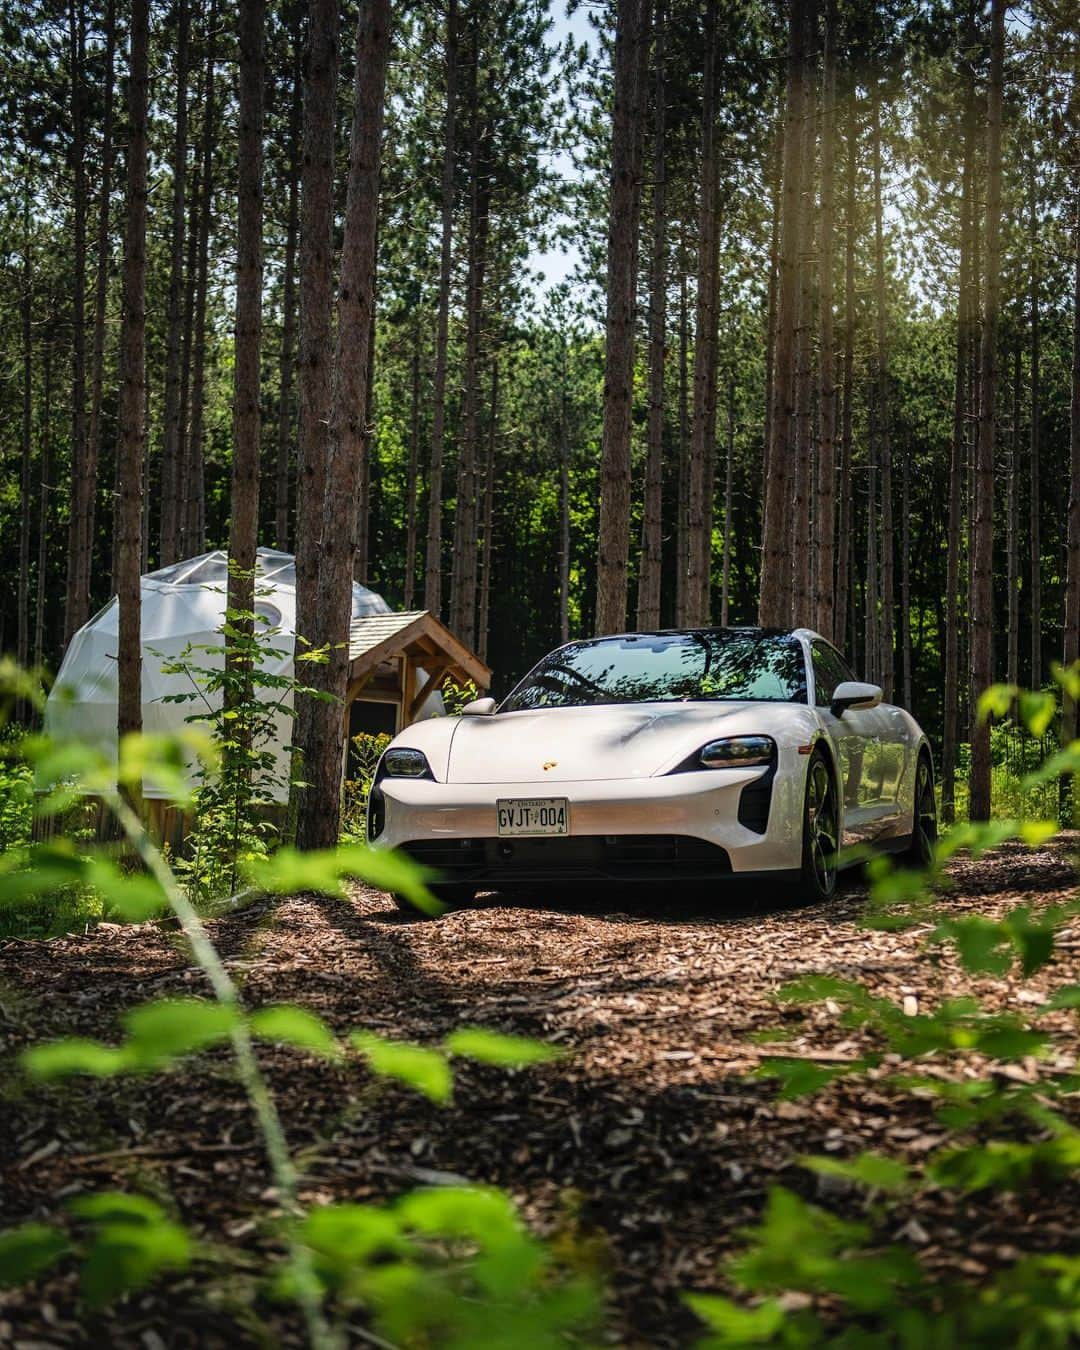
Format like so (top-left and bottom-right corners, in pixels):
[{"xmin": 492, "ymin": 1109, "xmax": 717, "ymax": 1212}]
[
  {"xmin": 799, "ymin": 749, "xmax": 839, "ymax": 903},
  {"xmin": 906, "ymin": 753, "xmax": 938, "ymax": 868}
]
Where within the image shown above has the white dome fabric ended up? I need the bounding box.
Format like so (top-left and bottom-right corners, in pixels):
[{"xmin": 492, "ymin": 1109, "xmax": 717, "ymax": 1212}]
[{"xmin": 45, "ymin": 548, "xmax": 395, "ymax": 801}]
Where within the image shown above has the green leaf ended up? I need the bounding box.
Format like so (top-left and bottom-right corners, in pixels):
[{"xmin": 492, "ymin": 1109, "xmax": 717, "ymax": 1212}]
[
  {"xmin": 300, "ymin": 1204, "xmax": 409, "ymax": 1277},
  {"xmin": 249, "ymin": 1005, "xmax": 340, "ymax": 1059},
  {"xmin": 755, "ymin": 1057, "xmax": 863, "ymax": 1098},
  {"xmin": 800, "ymin": 1151, "xmax": 911, "ymax": 1193},
  {"xmin": 444, "ymin": 1027, "xmax": 564, "ymax": 1067},
  {"xmin": 683, "ymin": 1292, "xmax": 787, "ymax": 1344},
  {"xmin": 1018, "ymin": 690, "xmax": 1056, "ymax": 737},
  {"xmin": 246, "ymin": 844, "xmax": 440, "ymax": 914},
  {"xmin": 1045, "ymin": 984, "xmax": 1080, "ymax": 1011},
  {"xmin": 351, "ymin": 1031, "xmax": 453, "ymax": 1103},
  {"xmin": 977, "ymin": 683, "xmax": 1016, "ymax": 723},
  {"xmin": 69, "ymin": 1192, "xmax": 191, "ymax": 1305},
  {"xmin": 1019, "ymin": 820, "xmax": 1058, "ymax": 848},
  {"xmin": 84, "ymin": 857, "xmax": 168, "ymax": 922},
  {"xmin": 123, "ymin": 998, "xmax": 240, "ymax": 1067},
  {"xmin": 0, "ymin": 1224, "xmax": 68, "ymax": 1287},
  {"xmin": 23, "ymin": 1038, "xmax": 131, "ymax": 1079}
]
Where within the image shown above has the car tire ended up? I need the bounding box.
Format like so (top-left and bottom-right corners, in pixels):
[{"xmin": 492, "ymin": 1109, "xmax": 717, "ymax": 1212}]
[
  {"xmin": 798, "ymin": 747, "xmax": 839, "ymax": 904},
  {"xmin": 905, "ymin": 752, "xmax": 938, "ymax": 868},
  {"xmin": 390, "ymin": 883, "xmax": 475, "ymax": 917}
]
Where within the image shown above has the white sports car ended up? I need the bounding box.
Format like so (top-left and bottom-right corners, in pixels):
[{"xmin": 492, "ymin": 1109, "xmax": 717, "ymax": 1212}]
[{"xmin": 367, "ymin": 628, "xmax": 937, "ymax": 908}]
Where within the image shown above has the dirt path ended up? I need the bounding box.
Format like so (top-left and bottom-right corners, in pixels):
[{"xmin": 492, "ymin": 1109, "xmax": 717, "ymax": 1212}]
[{"xmin": 1, "ymin": 840, "xmax": 1078, "ymax": 1346}]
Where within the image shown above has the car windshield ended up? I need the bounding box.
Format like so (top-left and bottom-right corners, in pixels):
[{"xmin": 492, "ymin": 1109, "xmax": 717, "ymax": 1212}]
[{"xmin": 500, "ymin": 632, "xmax": 808, "ymax": 711}]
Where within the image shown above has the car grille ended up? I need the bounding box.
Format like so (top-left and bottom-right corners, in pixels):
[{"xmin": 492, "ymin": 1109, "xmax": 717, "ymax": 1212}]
[{"xmin": 399, "ymin": 834, "xmax": 732, "ymax": 882}]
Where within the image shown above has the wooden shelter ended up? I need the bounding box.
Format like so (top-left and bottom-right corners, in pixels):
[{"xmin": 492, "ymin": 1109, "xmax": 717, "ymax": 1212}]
[{"xmin": 346, "ymin": 610, "xmax": 491, "ymax": 733}]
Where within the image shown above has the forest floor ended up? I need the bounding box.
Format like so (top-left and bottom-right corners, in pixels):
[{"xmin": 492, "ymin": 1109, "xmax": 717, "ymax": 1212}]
[{"xmin": 1, "ymin": 838, "xmax": 1079, "ymax": 1347}]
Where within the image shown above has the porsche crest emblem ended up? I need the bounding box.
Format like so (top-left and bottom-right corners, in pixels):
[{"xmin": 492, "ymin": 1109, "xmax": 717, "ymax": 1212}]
[{"xmin": 542, "ymin": 761, "xmax": 557, "ymax": 771}]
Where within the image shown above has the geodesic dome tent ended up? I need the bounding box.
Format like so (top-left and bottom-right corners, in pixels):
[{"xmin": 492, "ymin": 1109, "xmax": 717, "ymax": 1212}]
[{"xmin": 45, "ymin": 548, "xmax": 396, "ymax": 802}]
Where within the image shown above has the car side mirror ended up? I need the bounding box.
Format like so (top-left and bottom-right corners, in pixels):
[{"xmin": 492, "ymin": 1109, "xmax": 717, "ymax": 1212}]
[
  {"xmin": 830, "ymin": 681, "xmax": 883, "ymax": 716},
  {"xmin": 461, "ymin": 696, "xmax": 497, "ymax": 716}
]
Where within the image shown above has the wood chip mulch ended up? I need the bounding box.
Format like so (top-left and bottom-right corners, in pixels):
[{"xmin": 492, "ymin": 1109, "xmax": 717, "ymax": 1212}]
[{"xmin": 0, "ymin": 838, "xmax": 1078, "ymax": 1347}]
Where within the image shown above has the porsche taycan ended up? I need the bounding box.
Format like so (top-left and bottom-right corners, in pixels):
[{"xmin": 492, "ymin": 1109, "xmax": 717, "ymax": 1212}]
[{"xmin": 367, "ymin": 628, "xmax": 937, "ymax": 907}]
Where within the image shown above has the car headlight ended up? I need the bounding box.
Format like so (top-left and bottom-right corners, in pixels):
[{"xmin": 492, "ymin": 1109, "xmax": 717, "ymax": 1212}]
[
  {"xmin": 698, "ymin": 736, "xmax": 775, "ymax": 769},
  {"xmin": 382, "ymin": 747, "xmax": 432, "ymax": 779}
]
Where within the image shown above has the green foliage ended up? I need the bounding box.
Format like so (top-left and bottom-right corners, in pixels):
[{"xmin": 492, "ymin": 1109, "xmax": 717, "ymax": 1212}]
[
  {"xmin": 341, "ymin": 731, "xmax": 391, "ymax": 842},
  {"xmin": 689, "ymin": 682, "xmax": 1080, "ymax": 1344}
]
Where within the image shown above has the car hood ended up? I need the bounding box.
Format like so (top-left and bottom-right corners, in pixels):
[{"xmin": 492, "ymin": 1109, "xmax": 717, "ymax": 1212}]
[{"xmin": 442, "ymin": 702, "xmax": 777, "ymax": 784}]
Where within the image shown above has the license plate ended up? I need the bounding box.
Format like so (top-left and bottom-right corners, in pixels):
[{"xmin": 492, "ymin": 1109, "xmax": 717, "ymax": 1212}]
[{"xmin": 496, "ymin": 798, "xmax": 569, "ymax": 837}]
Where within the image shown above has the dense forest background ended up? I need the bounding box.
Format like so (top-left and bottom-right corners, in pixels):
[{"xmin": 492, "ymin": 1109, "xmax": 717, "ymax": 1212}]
[{"xmin": 0, "ymin": 0, "xmax": 1077, "ymax": 821}]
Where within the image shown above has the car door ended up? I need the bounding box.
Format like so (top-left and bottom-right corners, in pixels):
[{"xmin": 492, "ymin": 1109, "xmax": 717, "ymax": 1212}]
[{"xmin": 809, "ymin": 641, "xmax": 900, "ymax": 846}]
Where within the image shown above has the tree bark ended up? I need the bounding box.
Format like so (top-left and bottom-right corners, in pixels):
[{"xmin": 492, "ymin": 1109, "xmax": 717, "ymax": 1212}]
[
  {"xmin": 297, "ymin": 0, "xmax": 390, "ymax": 851},
  {"xmin": 115, "ymin": 0, "xmax": 149, "ymax": 782},
  {"xmin": 64, "ymin": 0, "xmax": 89, "ymax": 643},
  {"xmin": 450, "ymin": 27, "xmax": 489, "ymax": 648},
  {"xmin": 814, "ymin": 0, "xmax": 837, "ymax": 638},
  {"xmin": 942, "ymin": 78, "xmax": 976, "ymax": 825},
  {"xmin": 477, "ymin": 359, "xmax": 498, "ymax": 664},
  {"xmin": 791, "ymin": 32, "xmax": 816, "ymax": 628},
  {"xmin": 1007, "ymin": 343, "xmax": 1020, "ymax": 690},
  {"xmin": 225, "ymin": 0, "xmax": 265, "ymax": 742},
  {"xmin": 1028, "ymin": 157, "xmax": 1042, "ymax": 689},
  {"xmin": 35, "ymin": 343, "xmax": 54, "ymax": 670},
  {"xmin": 18, "ymin": 200, "xmax": 32, "ymax": 675},
  {"xmin": 275, "ymin": 34, "xmax": 303, "ymax": 553},
  {"xmin": 424, "ymin": 0, "xmax": 458, "ymax": 616},
  {"xmin": 403, "ymin": 318, "xmax": 422, "ymax": 608},
  {"xmin": 158, "ymin": 0, "xmax": 190, "ymax": 567},
  {"xmin": 595, "ymin": 0, "xmax": 650, "ymax": 634},
  {"xmin": 1062, "ymin": 205, "xmax": 1080, "ymax": 785},
  {"xmin": 86, "ymin": 0, "xmax": 115, "ymax": 598},
  {"xmin": 872, "ymin": 90, "xmax": 894, "ymax": 699},
  {"xmin": 636, "ymin": 0, "xmax": 665, "ymax": 631},
  {"xmin": 759, "ymin": 0, "xmax": 810, "ymax": 627},
  {"xmin": 675, "ymin": 255, "xmax": 690, "ymax": 626},
  {"xmin": 720, "ymin": 376, "xmax": 735, "ymax": 626},
  {"xmin": 969, "ymin": 0, "xmax": 1005, "ymax": 822},
  {"xmin": 836, "ymin": 100, "xmax": 856, "ymax": 652},
  {"xmin": 183, "ymin": 12, "xmax": 218, "ymax": 556},
  {"xmin": 762, "ymin": 127, "xmax": 782, "ymax": 496}
]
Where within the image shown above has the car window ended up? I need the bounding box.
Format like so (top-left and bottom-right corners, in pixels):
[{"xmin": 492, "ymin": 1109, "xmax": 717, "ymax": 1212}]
[
  {"xmin": 501, "ymin": 632, "xmax": 809, "ymax": 711},
  {"xmin": 811, "ymin": 641, "xmax": 856, "ymax": 708}
]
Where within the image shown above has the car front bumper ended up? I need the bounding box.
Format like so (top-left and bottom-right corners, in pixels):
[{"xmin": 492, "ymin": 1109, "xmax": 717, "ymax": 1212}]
[{"xmin": 370, "ymin": 764, "xmax": 805, "ymax": 886}]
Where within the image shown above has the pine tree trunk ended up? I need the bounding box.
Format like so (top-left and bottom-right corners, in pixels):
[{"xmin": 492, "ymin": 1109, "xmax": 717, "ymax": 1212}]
[
  {"xmin": 720, "ymin": 376, "xmax": 734, "ymax": 626},
  {"xmin": 1007, "ymin": 344, "xmax": 1020, "ymax": 690},
  {"xmin": 424, "ymin": 0, "xmax": 458, "ymax": 616},
  {"xmin": 969, "ymin": 0, "xmax": 1005, "ymax": 823},
  {"xmin": 595, "ymin": 0, "xmax": 650, "ymax": 634},
  {"xmin": 275, "ymin": 38, "xmax": 302, "ymax": 553},
  {"xmin": 477, "ymin": 359, "xmax": 498, "ymax": 664},
  {"xmin": 158, "ymin": 0, "xmax": 189, "ymax": 567},
  {"xmin": 403, "ymin": 320, "xmax": 421, "ymax": 609},
  {"xmin": 686, "ymin": 0, "xmax": 719, "ymax": 627},
  {"xmin": 225, "ymin": 0, "xmax": 265, "ymax": 730},
  {"xmin": 872, "ymin": 90, "xmax": 895, "ymax": 699},
  {"xmin": 762, "ymin": 128, "xmax": 782, "ymax": 494},
  {"xmin": 791, "ymin": 53, "xmax": 816, "ymax": 628},
  {"xmin": 18, "ymin": 212, "xmax": 32, "ymax": 675},
  {"xmin": 183, "ymin": 13, "xmax": 218, "ymax": 556},
  {"xmin": 1062, "ymin": 207, "xmax": 1080, "ymax": 780},
  {"xmin": 294, "ymin": 0, "xmax": 339, "ymax": 625},
  {"xmin": 1028, "ymin": 159, "xmax": 1042, "ymax": 689},
  {"xmin": 450, "ymin": 32, "xmax": 489, "ymax": 648},
  {"xmin": 675, "ymin": 257, "xmax": 689, "ymax": 626},
  {"xmin": 115, "ymin": 0, "xmax": 149, "ymax": 777},
  {"xmin": 297, "ymin": 0, "xmax": 390, "ymax": 851},
  {"xmin": 35, "ymin": 343, "xmax": 54, "ymax": 670},
  {"xmin": 636, "ymin": 0, "xmax": 665, "ymax": 631},
  {"xmin": 814, "ymin": 0, "xmax": 837, "ymax": 638},
  {"xmin": 942, "ymin": 82, "xmax": 975, "ymax": 825},
  {"xmin": 355, "ymin": 305, "xmax": 377, "ymax": 585},
  {"xmin": 835, "ymin": 101, "xmax": 856, "ymax": 652},
  {"xmin": 901, "ymin": 437, "xmax": 912, "ymax": 711},
  {"xmin": 86, "ymin": 0, "xmax": 115, "ymax": 598},
  {"xmin": 759, "ymin": 0, "xmax": 809, "ymax": 627},
  {"xmin": 64, "ymin": 0, "xmax": 89, "ymax": 644}
]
